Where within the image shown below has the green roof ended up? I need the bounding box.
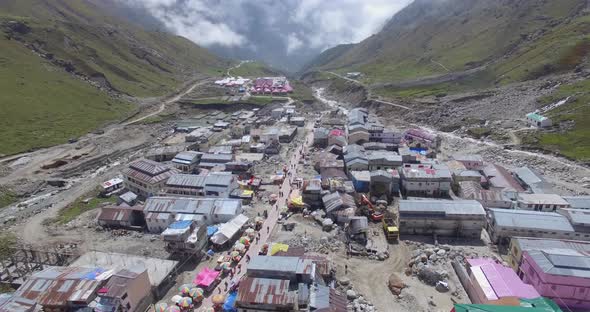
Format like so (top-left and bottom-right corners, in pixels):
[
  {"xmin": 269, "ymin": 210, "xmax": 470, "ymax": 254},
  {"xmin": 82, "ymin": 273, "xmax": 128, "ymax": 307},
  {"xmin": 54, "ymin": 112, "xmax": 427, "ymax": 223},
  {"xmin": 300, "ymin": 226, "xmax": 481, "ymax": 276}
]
[
  {"xmin": 453, "ymin": 298, "xmax": 562, "ymax": 312},
  {"xmin": 526, "ymin": 113, "xmax": 548, "ymax": 122}
]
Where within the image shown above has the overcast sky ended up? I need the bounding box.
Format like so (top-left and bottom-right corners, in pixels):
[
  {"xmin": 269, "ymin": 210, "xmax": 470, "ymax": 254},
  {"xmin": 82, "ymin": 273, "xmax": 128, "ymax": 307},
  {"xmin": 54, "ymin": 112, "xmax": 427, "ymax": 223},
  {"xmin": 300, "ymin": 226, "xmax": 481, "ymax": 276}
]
[{"xmin": 118, "ymin": 0, "xmax": 413, "ymax": 71}]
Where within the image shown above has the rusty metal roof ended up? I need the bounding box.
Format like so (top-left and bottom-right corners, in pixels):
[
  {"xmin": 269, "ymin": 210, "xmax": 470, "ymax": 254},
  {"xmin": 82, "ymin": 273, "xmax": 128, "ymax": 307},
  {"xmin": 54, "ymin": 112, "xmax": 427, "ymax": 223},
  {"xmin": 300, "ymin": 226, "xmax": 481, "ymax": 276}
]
[
  {"xmin": 97, "ymin": 207, "xmax": 133, "ymax": 223},
  {"xmin": 0, "ymin": 295, "xmax": 36, "ymax": 312},
  {"xmin": 15, "ymin": 267, "xmax": 105, "ymax": 308},
  {"xmin": 123, "ymin": 159, "xmax": 176, "ymax": 185},
  {"xmin": 237, "ymin": 277, "xmax": 295, "ymax": 308}
]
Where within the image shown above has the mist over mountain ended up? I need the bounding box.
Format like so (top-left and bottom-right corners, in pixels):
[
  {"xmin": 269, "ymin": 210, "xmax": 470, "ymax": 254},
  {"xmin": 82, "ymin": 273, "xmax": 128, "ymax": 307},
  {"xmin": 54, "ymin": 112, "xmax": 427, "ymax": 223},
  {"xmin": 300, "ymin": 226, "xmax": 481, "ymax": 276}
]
[{"xmin": 116, "ymin": 0, "xmax": 412, "ymax": 72}]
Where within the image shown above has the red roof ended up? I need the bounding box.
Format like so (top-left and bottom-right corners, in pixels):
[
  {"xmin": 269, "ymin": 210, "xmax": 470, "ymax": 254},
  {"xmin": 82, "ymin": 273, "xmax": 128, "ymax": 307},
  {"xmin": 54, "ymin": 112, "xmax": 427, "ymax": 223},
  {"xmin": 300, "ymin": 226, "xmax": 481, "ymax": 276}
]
[{"xmin": 329, "ymin": 129, "xmax": 345, "ymax": 137}]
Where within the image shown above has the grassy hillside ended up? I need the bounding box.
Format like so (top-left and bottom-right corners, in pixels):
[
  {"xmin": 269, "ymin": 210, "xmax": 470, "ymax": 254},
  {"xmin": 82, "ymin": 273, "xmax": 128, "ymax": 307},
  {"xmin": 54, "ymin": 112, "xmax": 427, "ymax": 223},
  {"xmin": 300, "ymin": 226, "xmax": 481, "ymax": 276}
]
[
  {"xmin": 307, "ymin": 0, "xmax": 589, "ymax": 86},
  {"xmin": 0, "ymin": 35, "xmax": 134, "ymax": 155},
  {"xmin": 229, "ymin": 61, "xmax": 280, "ymax": 78},
  {"xmin": 0, "ymin": 0, "xmax": 229, "ymax": 155}
]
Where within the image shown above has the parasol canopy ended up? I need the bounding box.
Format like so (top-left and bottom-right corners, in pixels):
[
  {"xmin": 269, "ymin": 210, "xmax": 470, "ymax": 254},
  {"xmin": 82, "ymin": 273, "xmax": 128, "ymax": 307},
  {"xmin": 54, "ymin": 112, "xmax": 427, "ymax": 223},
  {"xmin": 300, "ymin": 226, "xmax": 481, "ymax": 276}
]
[
  {"xmin": 233, "ymin": 242, "xmax": 246, "ymax": 251},
  {"xmin": 230, "ymin": 250, "xmax": 240, "ymax": 258},
  {"xmin": 220, "ymin": 262, "xmax": 232, "ymax": 271},
  {"xmin": 189, "ymin": 288, "xmax": 204, "ymax": 300},
  {"xmin": 154, "ymin": 303, "xmax": 168, "ymax": 312},
  {"xmin": 199, "ymin": 307, "xmax": 215, "ymax": 312},
  {"xmin": 178, "ymin": 284, "xmax": 192, "ymax": 295},
  {"xmin": 178, "ymin": 297, "xmax": 193, "ymax": 308},
  {"xmin": 254, "ymin": 216, "xmax": 263, "ymax": 223},
  {"xmin": 165, "ymin": 306, "xmax": 180, "ymax": 312},
  {"xmin": 212, "ymin": 294, "xmax": 226, "ymax": 304},
  {"xmin": 170, "ymin": 295, "xmax": 183, "ymax": 304},
  {"xmin": 239, "ymin": 236, "xmax": 250, "ymax": 245}
]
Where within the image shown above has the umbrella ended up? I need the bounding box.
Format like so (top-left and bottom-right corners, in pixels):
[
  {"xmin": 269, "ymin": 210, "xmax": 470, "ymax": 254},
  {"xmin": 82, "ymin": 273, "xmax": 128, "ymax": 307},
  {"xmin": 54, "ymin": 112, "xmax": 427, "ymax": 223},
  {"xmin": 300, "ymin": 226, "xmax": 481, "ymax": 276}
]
[
  {"xmin": 178, "ymin": 284, "xmax": 192, "ymax": 295},
  {"xmin": 199, "ymin": 307, "xmax": 215, "ymax": 312},
  {"xmin": 239, "ymin": 237, "xmax": 250, "ymax": 245},
  {"xmin": 230, "ymin": 250, "xmax": 240, "ymax": 258},
  {"xmin": 254, "ymin": 216, "xmax": 263, "ymax": 223},
  {"xmin": 212, "ymin": 294, "xmax": 226, "ymax": 304},
  {"xmin": 233, "ymin": 242, "xmax": 246, "ymax": 251},
  {"xmin": 188, "ymin": 287, "xmax": 204, "ymax": 300},
  {"xmin": 245, "ymin": 228, "xmax": 255, "ymax": 235},
  {"xmin": 155, "ymin": 303, "xmax": 168, "ymax": 312},
  {"xmin": 220, "ymin": 262, "xmax": 232, "ymax": 271},
  {"xmin": 165, "ymin": 307, "xmax": 181, "ymax": 312},
  {"xmin": 170, "ymin": 295, "xmax": 183, "ymax": 304},
  {"xmin": 178, "ymin": 297, "xmax": 193, "ymax": 308}
]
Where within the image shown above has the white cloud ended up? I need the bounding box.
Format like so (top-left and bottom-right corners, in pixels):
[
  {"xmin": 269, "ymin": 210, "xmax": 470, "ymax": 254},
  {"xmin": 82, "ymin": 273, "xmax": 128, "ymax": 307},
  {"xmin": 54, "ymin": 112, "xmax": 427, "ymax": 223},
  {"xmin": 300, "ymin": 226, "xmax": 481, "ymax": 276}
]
[{"xmin": 286, "ymin": 33, "xmax": 304, "ymax": 54}]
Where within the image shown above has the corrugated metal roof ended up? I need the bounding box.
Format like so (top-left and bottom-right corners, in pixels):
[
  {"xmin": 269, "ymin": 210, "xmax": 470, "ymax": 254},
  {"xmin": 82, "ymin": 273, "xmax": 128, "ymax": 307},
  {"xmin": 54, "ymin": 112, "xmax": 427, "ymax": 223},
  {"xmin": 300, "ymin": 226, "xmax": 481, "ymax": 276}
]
[
  {"xmin": 97, "ymin": 207, "xmax": 132, "ymax": 223},
  {"xmin": 559, "ymin": 208, "xmax": 590, "ymax": 226},
  {"xmin": 15, "ymin": 267, "xmax": 105, "ymax": 308},
  {"xmin": 563, "ymin": 196, "xmax": 590, "ymax": 209},
  {"xmin": 166, "ymin": 174, "xmax": 206, "ymax": 188},
  {"xmin": 237, "ymin": 277, "xmax": 295, "ymax": 307},
  {"xmin": 204, "ymin": 172, "xmax": 234, "ymax": 187},
  {"xmin": 513, "ymin": 237, "xmax": 590, "ymax": 254},
  {"xmin": 526, "ymin": 249, "xmax": 590, "ymax": 278},
  {"xmin": 489, "ymin": 209, "xmax": 574, "ymax": 232},
  {"xmin": 0, "ymin": 296, "xmax": 36, "ymax": 312},
  {"xmin": 402, "ymin": 166, "xmax": 452, "ymax": 180},
  {"xmin": 144, "ymin": 196, "xmax": 240, "ymax": 215},
  {"xmin": 517, "ymin": 194, "xmax": 569, "ymax": 206},
  {"xmin": 172, "ymin": 151, "xmax": 202, "ymax": 163},
  {"xmin": 123, "ymin": 159, "xmax": 176, "ymax": 184},
  {"xmin": 248, "ymin": 256, "xmax": 300, "ymax": 273},
  {"xmin": 201, "ymin": 153, "xmax": 233, "ymax": 162},
  {"xmin": 400, "ymin": 200, "xmax": 485, "ymax": 217}
]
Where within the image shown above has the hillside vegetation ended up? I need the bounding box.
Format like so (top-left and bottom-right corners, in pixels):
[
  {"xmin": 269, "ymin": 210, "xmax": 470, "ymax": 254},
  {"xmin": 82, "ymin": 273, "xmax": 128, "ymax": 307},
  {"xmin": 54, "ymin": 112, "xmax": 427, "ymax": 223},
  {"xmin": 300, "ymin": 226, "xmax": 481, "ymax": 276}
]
[
  {"xmin": 307, "ymin": 0, "xmax": 589, "ymax": 86},
  {"xmin": 0, "ymin": 0, "xmax": 229, "ymax": 155}
]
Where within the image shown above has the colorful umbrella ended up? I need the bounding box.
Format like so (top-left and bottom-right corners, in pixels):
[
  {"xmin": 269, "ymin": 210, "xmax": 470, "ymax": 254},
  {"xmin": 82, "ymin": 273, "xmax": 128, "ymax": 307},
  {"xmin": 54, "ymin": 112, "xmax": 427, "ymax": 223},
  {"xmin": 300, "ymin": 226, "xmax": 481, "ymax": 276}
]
[
  {"xmin": 188, "ymin": 287, "xmax": 204, "ymax": 300},
  {"xmin": 230, "ymin": 250, "xmax": 240, "ymax": 258},
  {"xmin": 155, "ymin": 302, "xmax": 168, "ymax": 312},
  {"xmin": 178, "ymin": 297, "xmax": 193, "ymax": 308},
  {"xmin": 245, "ymin": 228, "xmax": 255, "ymax": 235},
  {"xmin": 165, "ymin": 306, "xmax": 181, "ymax": 312},
  {"xmin": 178, "ymin": 284, "xmax": 192, "ymax": 295},
  {"xmin": 199, "ymin": 307, "xmax": 215, "ymax": 312},
  {"xmin": 220, "ymin": 262, "xmax": 232, "ymax": 271},
  {"xmin": 170, "ymin": 295, "xmax": 183, "ymax": 304},
  {"xmin": 239, "ymin": 236, "xmax": 250, "ymax": 245},
  {"xmin": 212, "ymin": 294, "xmax": 226, "ymax": 304},
  {"xmin": 233, "ymin": 242, "xmax": 246, "ymax": 251}
]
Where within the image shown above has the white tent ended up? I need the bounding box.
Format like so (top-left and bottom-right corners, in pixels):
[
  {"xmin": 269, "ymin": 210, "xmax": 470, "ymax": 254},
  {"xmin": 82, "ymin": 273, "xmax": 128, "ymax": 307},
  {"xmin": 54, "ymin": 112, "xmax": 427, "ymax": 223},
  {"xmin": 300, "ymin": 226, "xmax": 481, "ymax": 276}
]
[{"xmin": 210, "ymin": 214, "xmax": 249, "ymax": 245}]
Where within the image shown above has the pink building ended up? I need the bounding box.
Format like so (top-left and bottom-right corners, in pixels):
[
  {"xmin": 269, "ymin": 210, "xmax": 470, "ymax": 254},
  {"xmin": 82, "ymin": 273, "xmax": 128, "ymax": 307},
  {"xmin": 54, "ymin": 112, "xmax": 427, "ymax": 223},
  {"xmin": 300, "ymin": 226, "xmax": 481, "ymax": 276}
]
[
  {"xmin": 465, "ymin": 258, "xmax": 539, "ymax": 305},
  {"xmin": 520, "ymin": 249, "xmax": 590, "ymax": 310}
]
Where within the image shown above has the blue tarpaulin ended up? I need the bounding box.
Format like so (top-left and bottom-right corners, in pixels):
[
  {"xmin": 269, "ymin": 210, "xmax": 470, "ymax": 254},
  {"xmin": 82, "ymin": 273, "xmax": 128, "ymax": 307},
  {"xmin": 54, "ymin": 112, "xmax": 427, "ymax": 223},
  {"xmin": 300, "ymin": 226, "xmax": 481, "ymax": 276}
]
[
  {"xmin": 168, "ymin": 220, "xmax": 192, "ymax": 229},
  {"xmin": 223, "ymin": 291, "xmax": 237, "ymax": 312},
  {"xmin": 82, "ymin": 268, "xmax": 105, "ymax": 280},
  {"xmin": 207, "ymin": 226, "xmax": 219, "ymax": 237}
]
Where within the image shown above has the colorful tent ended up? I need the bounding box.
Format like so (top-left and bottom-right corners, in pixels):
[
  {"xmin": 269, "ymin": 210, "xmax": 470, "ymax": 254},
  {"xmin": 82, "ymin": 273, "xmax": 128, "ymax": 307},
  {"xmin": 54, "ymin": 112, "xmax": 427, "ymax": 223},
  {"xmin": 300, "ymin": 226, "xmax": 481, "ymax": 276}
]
[
  {"xmin": 189, "ymin": 288, "xmax": 204, "ymax": 301},
  {"xmin": 165, "ymin": 306, "xmax": 181, "ymax": 312},
  {"xmin": 270, "ymin": 243, "xmax": 289, "ymax": 256},
  {"xmin": 223, "ymin": 291, "xmax": 238, "ymax": 312},
  {"xmin": 155, "ymin": 303, "xmax": 168, "ymax": 312},
  {"xmin": 178, "ymin": 297, "xmax": 192, "ymax": 308},
  {"xmin": 170, "ymin": 295, "xmax": 183, "ymax": 304},
  {"xmin": 194, "ymin": 268, "xmax": 221, "ymax": 288},
  {"xmin": 178, "ymin": 284, "xmax": 192, "ymax": 295}
]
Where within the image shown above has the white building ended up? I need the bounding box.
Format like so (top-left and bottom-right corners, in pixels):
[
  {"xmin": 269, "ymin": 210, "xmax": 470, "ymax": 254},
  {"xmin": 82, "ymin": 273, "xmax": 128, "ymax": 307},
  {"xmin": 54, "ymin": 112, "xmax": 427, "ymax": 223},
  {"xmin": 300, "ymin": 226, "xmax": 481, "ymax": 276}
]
[
  {"xmin": 526, "ymin": 112, "xmax": 552, "ymax": 128},
  {"xmin": 122, "ymin": 159, "xmax": 178, "ymax": 198},
  {"xmin": 171, "ymin": 151, "xmax": 202, "ymax": 173},
  {"xmin": 516, "ymin": 193, "xmax": 570, "ymax": 212},
  {"xmin": 400, "ymin": 164, "xmax": 453, "ymax": 197}
]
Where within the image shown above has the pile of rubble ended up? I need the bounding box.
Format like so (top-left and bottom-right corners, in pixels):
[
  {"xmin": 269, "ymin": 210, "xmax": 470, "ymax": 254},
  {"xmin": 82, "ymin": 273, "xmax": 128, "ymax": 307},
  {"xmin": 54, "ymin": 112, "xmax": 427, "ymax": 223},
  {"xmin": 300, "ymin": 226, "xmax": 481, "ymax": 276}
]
[
  {"xmin": 337, "ymin": 276, "xmax": 377, "ymax": 312},
  {"xmin": 282, "ymin": 233, "xmax": 344, "ymax": 254}
]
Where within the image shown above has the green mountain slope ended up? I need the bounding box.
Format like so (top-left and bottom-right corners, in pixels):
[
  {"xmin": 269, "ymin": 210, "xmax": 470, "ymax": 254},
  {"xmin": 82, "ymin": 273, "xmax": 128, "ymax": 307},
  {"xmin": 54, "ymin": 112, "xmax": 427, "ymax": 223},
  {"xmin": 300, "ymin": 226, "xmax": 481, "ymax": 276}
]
[
  {"xmin": 0, "ymin": 0, "xmax": 229, "ymax": 155},
  {"xmin": 307, "ymin": 0, "xmax": 589, "ymax": 86}
]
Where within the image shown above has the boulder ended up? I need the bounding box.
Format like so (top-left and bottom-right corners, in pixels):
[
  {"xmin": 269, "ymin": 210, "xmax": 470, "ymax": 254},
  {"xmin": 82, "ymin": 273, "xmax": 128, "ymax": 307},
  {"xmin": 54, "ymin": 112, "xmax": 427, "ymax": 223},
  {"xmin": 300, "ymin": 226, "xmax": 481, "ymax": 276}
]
[
  {"xmin": 436, "ymin": 249, "xmax": 447, "ymax": 256},
  {"xmin": 346, "ymin": 289, "xmax": 358, "ymax": 300},
  {"xmin": 339, "ymin": 277, "xmax": 351, "ymax": 286}
]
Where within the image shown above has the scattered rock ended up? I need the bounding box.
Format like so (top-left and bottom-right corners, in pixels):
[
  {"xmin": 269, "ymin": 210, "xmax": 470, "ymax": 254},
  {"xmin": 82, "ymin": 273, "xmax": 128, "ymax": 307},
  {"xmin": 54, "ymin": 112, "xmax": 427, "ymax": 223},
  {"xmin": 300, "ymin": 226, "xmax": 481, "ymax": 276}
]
[{"xmin": 346, "ymin": 289, "xmax": 358, "ymax": 300}]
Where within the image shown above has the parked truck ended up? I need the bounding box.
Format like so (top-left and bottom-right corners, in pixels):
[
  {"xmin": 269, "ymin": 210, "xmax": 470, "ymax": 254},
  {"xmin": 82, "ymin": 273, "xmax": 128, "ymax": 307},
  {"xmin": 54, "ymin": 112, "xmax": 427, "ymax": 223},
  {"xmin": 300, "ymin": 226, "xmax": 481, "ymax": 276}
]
[{"xmin": 382, "ymin": 214, "xmax": 399, "ymax": 242}]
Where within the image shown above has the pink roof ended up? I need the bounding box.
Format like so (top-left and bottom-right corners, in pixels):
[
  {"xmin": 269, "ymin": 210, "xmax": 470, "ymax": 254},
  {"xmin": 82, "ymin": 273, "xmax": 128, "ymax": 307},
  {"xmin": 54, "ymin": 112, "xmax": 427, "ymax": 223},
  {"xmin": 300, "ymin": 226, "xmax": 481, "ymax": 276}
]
[
  {"xmin": 194, "ymin": 268, "xmax": 220, "ymax": 287},
  {"xmin": 329, "ymin": 129, "xmax": 345, "ymax": 137},
  {"xmin": 468, "ymin": 258, "xmax": 540, "ymax": 300}
]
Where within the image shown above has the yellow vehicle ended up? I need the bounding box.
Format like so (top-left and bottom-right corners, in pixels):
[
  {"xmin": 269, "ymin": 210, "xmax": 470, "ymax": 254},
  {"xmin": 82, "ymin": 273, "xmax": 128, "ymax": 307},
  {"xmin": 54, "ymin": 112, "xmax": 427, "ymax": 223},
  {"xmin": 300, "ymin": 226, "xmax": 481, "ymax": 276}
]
[{"xmin": 382, "ymin": 216, "xmax": 399, "ymax": 242}]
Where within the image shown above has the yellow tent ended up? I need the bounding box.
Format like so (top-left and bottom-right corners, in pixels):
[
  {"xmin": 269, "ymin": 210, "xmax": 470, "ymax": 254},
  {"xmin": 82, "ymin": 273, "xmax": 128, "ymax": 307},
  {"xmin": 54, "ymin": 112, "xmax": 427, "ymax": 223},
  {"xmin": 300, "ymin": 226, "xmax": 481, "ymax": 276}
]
[
  {"xmin": 270, "ymin": 243, "xmax": 289, "ymax": 256},
  {"xmin": 242, "ymin": 190, "xmax": 254, "ymax": 196}
]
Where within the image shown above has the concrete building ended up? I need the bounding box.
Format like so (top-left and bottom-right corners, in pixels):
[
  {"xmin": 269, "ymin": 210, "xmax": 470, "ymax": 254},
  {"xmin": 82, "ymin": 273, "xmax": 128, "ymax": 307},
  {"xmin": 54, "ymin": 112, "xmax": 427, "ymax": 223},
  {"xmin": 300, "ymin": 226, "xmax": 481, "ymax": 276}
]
[
  {"xmin": 482, "ymin": 164, "xmax": 525, "ymax": 200},
  {"xmin": 161, "ymin": 220, "xmax": 207, "ymax": 256},
  {"xmin": 345, "ymin": 157, "xmax": 369, "ymax": 172},
  {"xmin": 279, "ymin": 127, "xmax": 298, "ymax": 143},
  {"xmin": 526, "ymin": 112, "xmax": 552, "ymax": 128},
  {"xmin": 143, "ymin": 196, "xmax": 242, "ymax": 233},
  {"xmin": 404, "ymin": 128, "xmax": 440, "ymax": 149},
  {"xmin": 400, "ymin": 164, "xmax": 453, "ymax": 197},
  {"xmin": 454, "ymin": 155, "xmax": 484, "ymax": 170},
  {"xmin": 516, "ymin": 193, "xmax": 570, "ymax": 212},
  {"xmin": 458, "ymin": 181, "xmax": 513, "ymax": 209},
  {"xmin": 399, "ymin": 200, "xmax": 486, "ymax": 238},
  {"xmin": 198, "ymin": 153, "xmax": 233, "ymax": 169},
  {"xmin": 122, "ymin": 159, "xmax": 178, "ymax": 198},
  {"xmin": 313, "ymin": 127, "xmax": 329, "ymax": 148},
  {"xmin": 507, "ymin": 237, "xmax": 590, "ymax": 272},
  {"xmin": 486, "ymin": 209, "xmax": 583, "ymax": 244},
  {"xmin": 370, "ymin": 170, "xmax": 399, "ymax": 199},
  {"xmin": 348, "ymin": 130, "xmax": 370, "ymax": 145},
  {"xmin": 367, "ymin": 151, "xmax": 402, "ymax": 171},
  {"xmin": 302, "ymin": 179, "xmax": 323, "ymax": 208},
  {"xmin": 96, "ymin": 205, "xmax": 145, "ymax": 229},
  {"xmin": 95, "ymin": 268, "xmax": 152, "ymax": 312},
  {"xmin": 350, "ymin": 171, "xmax": 370, "ymax": 193},
  {"xmin": 171, "ymin": 151, "xmax": 202, "ymax": 173},
  {"xmin": 290, "ymin": 116, "xmax": 306, "ymax": 127},
  {"xmin": 520, "ymin": 249, "xmax": 590, "ymax": 310},
  {"xmin": 164, "ymin": 173, "xmax": 206, "ymax": 197},
  {"xmin": 271, "ymin": 108, "xmax": 284, "ymax": 119},
  {"xmin": 559, "ymin": 208, "xmax": 590, "ymax": 233}
]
